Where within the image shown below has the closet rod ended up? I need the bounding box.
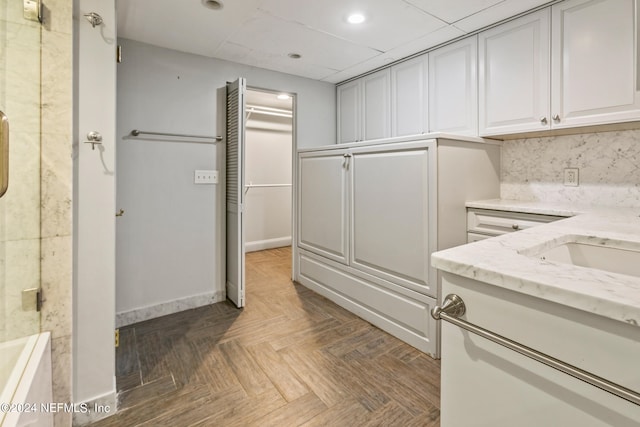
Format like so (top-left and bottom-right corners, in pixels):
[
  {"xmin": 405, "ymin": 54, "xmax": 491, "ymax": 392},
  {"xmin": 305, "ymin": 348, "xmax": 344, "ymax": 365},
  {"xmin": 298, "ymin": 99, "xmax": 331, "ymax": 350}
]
[
  {"xmin": 245, "ymin": 184, "xmax": 291, "ymax": 188},
  {"xmin": 131, "ymin": 129, "xmax": 223, "ymax": 142},
  {"xmin": 244, "ymin": 183, "xmax": 292, "ymax": 195}
]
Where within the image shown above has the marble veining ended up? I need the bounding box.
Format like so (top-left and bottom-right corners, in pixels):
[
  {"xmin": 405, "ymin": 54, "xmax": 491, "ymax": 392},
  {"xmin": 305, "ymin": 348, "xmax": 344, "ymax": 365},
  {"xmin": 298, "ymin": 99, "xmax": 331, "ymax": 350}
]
[
  {"xmin": 116, "ymin": 291, "xmax": 225, "ymax": 328},
  {"xmin": 501, "ymin": 130, "xmax": 640, "ymax": 207},
  {"xmin": 432, "ymin": 207, "xmax": 640, "ymax": 326}
]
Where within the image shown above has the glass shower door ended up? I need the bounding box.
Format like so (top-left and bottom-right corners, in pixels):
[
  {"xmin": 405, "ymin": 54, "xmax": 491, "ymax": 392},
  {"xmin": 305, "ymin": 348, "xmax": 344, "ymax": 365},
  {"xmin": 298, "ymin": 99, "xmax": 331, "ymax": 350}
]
[{"xmin": 0, "ymin": 0, "xmax": 42, "ymax": 351}]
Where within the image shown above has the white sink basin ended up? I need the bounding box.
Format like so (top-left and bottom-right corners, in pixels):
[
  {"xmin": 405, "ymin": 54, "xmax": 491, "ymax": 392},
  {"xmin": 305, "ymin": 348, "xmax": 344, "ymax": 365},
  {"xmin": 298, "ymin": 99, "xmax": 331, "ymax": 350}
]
[{"xmin": 529, "ymin": 238, "xmax": 640, "ymax": 278}]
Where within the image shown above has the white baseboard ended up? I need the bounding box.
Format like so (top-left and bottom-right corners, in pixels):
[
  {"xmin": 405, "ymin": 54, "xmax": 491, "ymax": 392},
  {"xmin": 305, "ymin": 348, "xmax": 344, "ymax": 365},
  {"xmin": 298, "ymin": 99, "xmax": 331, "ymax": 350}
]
[
  {"xmin": 245, "ymin": 236, "xmax": 291, "ymax": 252},
  {"xmin": 72, "ymin": 390, "xmax": 117, "ymax": 426},
  {"xmin": 115, "ymin": 291, "xmax": 225, "ymax": 328}
]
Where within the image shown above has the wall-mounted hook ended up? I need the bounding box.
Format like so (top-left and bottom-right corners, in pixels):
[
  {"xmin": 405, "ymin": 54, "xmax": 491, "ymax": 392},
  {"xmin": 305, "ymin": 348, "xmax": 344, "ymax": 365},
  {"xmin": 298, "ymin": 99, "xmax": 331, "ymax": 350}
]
[
  {"xmin": 84, "ymin": 131, "xmax": 103, "ymax": 150},
  {"xmin": 84, "ymin": 12, "xmax": 103, "ymax": 28}
]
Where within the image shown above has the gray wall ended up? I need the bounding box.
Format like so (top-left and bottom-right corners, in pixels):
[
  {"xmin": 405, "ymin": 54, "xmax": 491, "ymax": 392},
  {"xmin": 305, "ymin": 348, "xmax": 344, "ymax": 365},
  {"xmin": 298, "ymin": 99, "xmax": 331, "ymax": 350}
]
[{"xmin": 115, "ymin": 39, "xmax": 335, "ymax": 318}]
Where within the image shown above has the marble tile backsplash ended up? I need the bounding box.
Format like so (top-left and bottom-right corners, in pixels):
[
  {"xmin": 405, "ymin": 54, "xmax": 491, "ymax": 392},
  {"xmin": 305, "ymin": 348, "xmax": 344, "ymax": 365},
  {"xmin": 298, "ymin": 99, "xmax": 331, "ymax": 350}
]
[{"xmin": 501, "ymin": 129, "xmax": 640, "ymax": 207}]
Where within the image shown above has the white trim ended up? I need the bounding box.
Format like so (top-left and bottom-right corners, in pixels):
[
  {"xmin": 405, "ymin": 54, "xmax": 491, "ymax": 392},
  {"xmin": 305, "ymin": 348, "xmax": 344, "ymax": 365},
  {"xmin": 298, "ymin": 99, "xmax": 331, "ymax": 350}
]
[
  {"xmin": 72, "ymin": 390, "xmax": 117, "ymax": 426},
  {"xmin": 245, "ymin": 236, "xmax": 292, "ymax": 253},
  {"xmin": 115, "ymin": 291, "xmax": 225, "ymax": 328}
]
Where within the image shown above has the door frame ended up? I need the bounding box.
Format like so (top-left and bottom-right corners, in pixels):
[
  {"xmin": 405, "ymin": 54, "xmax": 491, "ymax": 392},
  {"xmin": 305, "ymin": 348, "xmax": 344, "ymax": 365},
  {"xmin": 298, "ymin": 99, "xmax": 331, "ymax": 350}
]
[{"xmin": 219, "ymin": 83, "xmax": 298, "ymax": 306}]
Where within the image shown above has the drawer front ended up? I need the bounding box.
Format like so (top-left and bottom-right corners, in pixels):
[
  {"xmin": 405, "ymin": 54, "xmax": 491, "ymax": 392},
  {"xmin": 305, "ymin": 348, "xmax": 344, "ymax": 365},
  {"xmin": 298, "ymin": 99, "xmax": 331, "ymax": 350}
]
[
  {"xmin": 467, "ymin": 232, "xmax": 491, "ymax": 243},
  {"xmin": 467, "ymin": 208, "xmax": 564, "ymax": 236}
]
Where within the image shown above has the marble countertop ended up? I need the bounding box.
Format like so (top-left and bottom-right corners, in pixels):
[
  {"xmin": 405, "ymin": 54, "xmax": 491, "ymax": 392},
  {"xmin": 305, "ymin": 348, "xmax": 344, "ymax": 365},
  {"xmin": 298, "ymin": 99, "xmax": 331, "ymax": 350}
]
[
  {"xmin": 465, "ymin": 198, "xmax": 591, "ymax": 217},
  {"xmin": 433, "ymin": 205, "xmax": 640, "ymax": 327}
]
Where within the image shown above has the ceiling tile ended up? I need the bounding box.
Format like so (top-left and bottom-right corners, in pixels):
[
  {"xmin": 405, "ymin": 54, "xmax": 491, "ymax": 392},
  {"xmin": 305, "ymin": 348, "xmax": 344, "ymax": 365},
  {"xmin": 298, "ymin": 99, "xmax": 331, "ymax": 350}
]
[
  {"xmin": 228, "ymin": 12, "xmax": 381, "ymax": 71},
  {"xmin": 322, "ymin": 25, "xmax": 466, "ymax": 83},
  {"xmin": 385, "ymin": 25, "xmax": 467, "ymax": 60},
  {"xmin": 258, "ymin": 0, "xmax": 447, "ymax": 51},
  {"xmin": 215, "ymin": 41, "xmax": 339, "ymax": 81},
  {"xmin": 117, "ymin": 0, "xmax": 262, "ymax": 57},
  {"xmin": 454, "ymin": 0, "xmax": 552, "ymax": 33},
  {"xmin": 404, "ymin": 0, "xmax": 505, "ymax": 24},
  {"xmin": 322, "ymin": 54, "xmax": 396, "ymax": 84}
]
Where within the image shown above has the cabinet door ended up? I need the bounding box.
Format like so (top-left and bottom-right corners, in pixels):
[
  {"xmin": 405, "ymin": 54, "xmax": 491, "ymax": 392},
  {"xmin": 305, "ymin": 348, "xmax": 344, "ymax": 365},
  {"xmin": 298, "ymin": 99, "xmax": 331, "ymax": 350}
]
[
  {"xmin": 298, "ymin": 151, "xmax": 349, "ymax": 264},
  {"xmin": 479, "ymin": 9, "xmax": 550, "ymax": 136},
  {"xmin": 429, "ymin": 36, "xmax": 478, "ymax": 136},
  {"xmin": 552, "ymin": 0, "xmax": 640, "ymax": 128},
  {"xmin": 391, "ymin": 55, "xmax": 429, "ymax": 136},
  {"xmin": 362, "ymin": 69, "xmax": 391, "ymax": 140},
  {"xmin": 337, "ymin": 80, "xmax": 360, "ymax": 143},
  {"xmin": 350, "ymin": 142, "xmax": 434, "ymax": 296}
]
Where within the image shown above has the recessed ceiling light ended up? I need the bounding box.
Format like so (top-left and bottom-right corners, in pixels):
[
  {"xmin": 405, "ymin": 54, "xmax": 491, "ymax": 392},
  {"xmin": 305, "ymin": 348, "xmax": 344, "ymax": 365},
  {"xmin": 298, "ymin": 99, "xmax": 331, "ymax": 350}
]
[
  {"xmin": 202, "ymin": 0, "xmax": 223, "ymax": 10},
  {"xmin": 347, "ymin": 13, "xmax": 365, "ymax": 24},
  {"xmin": 277, "ymin": 94, "xmax": 291, "ymax": 100},
  {"xmin": 288, "ymin": 53, "xmax": 302, "ymax": 59}
]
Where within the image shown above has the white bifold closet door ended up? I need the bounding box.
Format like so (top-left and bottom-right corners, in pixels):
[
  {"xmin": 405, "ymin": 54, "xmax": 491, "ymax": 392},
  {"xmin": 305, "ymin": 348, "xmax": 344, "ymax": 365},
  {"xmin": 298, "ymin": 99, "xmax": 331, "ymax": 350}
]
[{"xmin": 225, "ymin": 78, "xmax": 246, "ymax": 308}]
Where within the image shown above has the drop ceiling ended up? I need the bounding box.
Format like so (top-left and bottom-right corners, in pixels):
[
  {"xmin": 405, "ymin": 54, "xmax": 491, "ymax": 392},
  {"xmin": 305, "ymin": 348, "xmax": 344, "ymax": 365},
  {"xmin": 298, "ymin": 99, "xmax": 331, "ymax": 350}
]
[{"xmin": 117, "ymin": 0, "xmax": 553, "ymax": 84}]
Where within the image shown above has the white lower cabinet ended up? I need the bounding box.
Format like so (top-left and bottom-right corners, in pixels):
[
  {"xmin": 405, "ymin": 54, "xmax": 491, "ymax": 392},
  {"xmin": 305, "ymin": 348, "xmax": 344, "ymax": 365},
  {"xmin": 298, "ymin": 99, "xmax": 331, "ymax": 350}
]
[
  {"xmin": 467, "ymin": 208, "xmax": 565, "ymax": 242},
  {"xmin": 296, "ymin": 136, "xmax": 500, "ymax": 357},
  {"xmin": 440, "ymin": 273, "xmax": 640, "ymax": 426},
  {"xmin": 298, "ymin": 150, "xmax": 349, "ymax": 264}
]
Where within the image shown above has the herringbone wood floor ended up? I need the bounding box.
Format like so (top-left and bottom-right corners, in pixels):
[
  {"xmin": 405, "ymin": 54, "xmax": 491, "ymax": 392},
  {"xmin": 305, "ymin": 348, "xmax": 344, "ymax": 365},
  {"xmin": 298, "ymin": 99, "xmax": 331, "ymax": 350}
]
[{"xmin": 89, "ymin": 247, "xmax": 441, "ymax": 426}]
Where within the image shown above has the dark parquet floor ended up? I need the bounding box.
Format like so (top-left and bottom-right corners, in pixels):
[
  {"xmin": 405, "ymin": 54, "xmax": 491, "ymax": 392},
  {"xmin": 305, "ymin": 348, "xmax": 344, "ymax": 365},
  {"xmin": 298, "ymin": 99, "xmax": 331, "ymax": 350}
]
[{"xmin": 89, "ymin": 247, "xmax": 441, "ymax": 426}]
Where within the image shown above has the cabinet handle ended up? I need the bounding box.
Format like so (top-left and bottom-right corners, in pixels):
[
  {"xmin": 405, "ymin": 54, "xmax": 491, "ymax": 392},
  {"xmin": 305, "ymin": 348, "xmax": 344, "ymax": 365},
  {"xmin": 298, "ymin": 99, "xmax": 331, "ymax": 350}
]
[
  {"xmin": 432, "ymin": 294, "xmax": 640, "ymax": 407},
  {"xmin": 540, "ymin": 117, "xmax": 548, "ymax": 125},
  {"xmin": 512, "ymin": 224, "xmax": 520, "ymax": 230},
  {"xmin": 343, "ymin": 153, "xmax": 351, "ymax": 169},
  {"xmin": 0, "ymin": 111, "xmax": 8, "ymax": 198},
  {"xmin": 552, "ymin": 114, "xmax": 560, "ymax": 122}
]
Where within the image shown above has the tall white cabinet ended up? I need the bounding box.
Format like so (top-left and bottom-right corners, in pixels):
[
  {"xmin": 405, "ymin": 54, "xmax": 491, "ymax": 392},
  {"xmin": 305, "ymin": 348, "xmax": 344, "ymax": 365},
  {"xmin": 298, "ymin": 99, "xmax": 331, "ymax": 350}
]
[{"xmin": 295, "ymin": 136, "xmax": 500, "ymax": 357}]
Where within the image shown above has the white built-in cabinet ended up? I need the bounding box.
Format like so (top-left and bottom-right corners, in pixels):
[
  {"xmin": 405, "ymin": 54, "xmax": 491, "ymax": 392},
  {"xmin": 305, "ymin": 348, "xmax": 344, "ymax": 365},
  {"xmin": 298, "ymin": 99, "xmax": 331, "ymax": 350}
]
[
  {"xmin": 479, "ymin": 9, "xmax": 550, "ymax": 135},
  {"xmin": 336, "ymin": 80, "xmax": 360, "ymax": 144},
  {"xmin": 391, "ymin": 55, "xmax": 429, "ymax": 136},
  {"xmin": 440, "ymin": 272, "xmax": 640, "ymax": 425},
  {"xmin": 338, "ymin": 0, "xmax": 640, "ymax": 141},
  {"xmin": 428, "ymin": 36, "xmax": 478, "ymax": 136},
  {"xmin": 337, "ymin": 69, "xmax": 391, "ymax": 143},
  {"xmin": 480, "ymin": 0, "xmax": 640, "ymax": 136},
  {"xmin": 296, "ymin": 136, "xmax": 501, "ymax": 357},
  {"xmin": 298, "ymin": 152, "xmax": 349, "ymax": 264},
  {"xmin": 551, "ymin": 0, "xmax": 640, "ymax": 129}
]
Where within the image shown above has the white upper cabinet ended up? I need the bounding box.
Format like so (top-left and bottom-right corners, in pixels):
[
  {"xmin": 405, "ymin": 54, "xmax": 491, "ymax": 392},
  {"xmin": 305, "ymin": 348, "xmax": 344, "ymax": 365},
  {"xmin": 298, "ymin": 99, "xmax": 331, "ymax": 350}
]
[
  {"xmin": 337, "ymin": 69, "xmax": 390, "ymax": 143},
  {"xmin": 551, "ymin": 0, "xmax": 640, "ymax": 128},
  {"xmin": 428, "ymin": 36, "xmax": 478, "ymax": 136},
  {"xmin": 391, "ymin": 55, "xmax": 429, "ymax": 136},
  {"xmin": 337, "ymin": 80, "xmax": 360, "ymax": 144},
  {"xmin": 479, "ymin": 9, "xmax": 550, "ymax": 135},
  {"xmin": 480, "ymin": 0, "xmax": 639, "ymax": 136},
  {"xmin": 362, "ymin": 69, "xmax": 391, "ymax": 140}
]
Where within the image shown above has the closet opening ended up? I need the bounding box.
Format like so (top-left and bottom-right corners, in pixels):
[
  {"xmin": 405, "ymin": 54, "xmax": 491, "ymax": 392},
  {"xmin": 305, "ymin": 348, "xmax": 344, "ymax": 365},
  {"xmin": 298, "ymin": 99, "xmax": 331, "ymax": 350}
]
[{"xmin": 243, "ymin": 87, "xmax": 295, "ymax": 289}]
